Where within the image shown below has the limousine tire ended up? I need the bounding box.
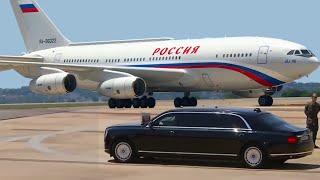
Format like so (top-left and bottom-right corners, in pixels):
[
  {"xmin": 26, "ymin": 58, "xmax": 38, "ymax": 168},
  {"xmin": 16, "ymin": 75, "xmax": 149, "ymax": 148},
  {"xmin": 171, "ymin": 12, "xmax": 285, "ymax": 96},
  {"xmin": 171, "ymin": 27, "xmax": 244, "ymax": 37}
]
[
  {"xmin": 112, "ymin": 140, "xmax": 136, "ymax": 163},
  {"xmin": 242, "ymin": 145, "xmax": 266, "ymax": 168}
]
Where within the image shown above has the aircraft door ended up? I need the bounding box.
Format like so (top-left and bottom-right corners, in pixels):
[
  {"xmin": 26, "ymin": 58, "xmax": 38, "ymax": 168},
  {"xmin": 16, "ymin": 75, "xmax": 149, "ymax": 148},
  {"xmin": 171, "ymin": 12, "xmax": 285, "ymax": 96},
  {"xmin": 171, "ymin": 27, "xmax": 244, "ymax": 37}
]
[
  {"xmin": 53, "ymin": 53, "xmax": 63, "ymax": 63},
  {"xmin": 257, "ymin": 46, "xmax": 269, "ymax": 64}
]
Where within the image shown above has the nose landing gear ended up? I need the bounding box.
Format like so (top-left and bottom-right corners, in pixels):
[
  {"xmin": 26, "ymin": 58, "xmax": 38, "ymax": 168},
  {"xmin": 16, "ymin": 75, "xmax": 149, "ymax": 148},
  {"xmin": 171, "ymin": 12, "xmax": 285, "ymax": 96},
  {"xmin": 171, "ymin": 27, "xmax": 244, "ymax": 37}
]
[{"xmin": 258, "ymin": 95, "xmax": 273, "ymax": 106}]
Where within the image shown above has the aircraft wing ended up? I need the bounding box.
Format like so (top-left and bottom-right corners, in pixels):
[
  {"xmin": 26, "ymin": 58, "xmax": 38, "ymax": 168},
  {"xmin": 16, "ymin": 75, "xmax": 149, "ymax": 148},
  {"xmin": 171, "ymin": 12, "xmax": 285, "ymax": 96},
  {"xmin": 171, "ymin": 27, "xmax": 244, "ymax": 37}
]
[
  {"xmin": 0, "ymin": 56, "xmax": 187, "ymax": 82},
  {"xmin": 0, "ymin": 55, "xmax": 44, "ymax": 71}
]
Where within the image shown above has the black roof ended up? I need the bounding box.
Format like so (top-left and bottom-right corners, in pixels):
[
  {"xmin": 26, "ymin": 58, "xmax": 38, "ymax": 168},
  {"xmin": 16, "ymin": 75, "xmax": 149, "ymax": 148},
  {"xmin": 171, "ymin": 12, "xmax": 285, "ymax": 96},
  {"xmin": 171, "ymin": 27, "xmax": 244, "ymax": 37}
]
[{"xmin": 166, "ymin": 107, "xmax": 268, "ymax": 117}]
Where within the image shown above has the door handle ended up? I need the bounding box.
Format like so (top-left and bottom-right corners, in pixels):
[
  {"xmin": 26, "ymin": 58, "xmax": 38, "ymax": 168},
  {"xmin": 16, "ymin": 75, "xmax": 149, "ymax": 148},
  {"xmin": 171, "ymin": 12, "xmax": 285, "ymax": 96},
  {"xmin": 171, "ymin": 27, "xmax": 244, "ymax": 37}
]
[{"xmin": 169, "ymin": 130, "xmax": 175, "ymax": 135}]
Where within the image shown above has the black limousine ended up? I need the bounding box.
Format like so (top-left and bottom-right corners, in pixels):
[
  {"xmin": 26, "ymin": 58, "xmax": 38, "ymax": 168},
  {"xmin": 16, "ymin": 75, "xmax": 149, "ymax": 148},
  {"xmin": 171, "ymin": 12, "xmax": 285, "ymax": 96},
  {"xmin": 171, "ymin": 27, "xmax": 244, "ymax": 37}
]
[{"xmin": 104, "ymin": 108, "xmax": 314, "ymax": 168}]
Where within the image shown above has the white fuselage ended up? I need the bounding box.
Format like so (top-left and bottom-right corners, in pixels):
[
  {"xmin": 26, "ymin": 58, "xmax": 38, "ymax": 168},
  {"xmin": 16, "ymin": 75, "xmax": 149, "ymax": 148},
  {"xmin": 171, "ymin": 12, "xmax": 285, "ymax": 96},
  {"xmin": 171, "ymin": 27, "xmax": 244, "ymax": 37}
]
[{"xmin": 25, "ymin": 37, "xmax": 319, "ymax": 93}]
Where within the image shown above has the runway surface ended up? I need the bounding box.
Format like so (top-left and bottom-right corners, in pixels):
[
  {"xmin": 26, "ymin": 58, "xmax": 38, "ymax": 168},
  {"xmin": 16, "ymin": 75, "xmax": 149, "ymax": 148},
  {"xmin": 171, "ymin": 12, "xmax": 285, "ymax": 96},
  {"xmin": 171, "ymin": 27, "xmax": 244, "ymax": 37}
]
[{"xmin": 0, "ymin": 98, "xmax": 319, "ymax": 180}]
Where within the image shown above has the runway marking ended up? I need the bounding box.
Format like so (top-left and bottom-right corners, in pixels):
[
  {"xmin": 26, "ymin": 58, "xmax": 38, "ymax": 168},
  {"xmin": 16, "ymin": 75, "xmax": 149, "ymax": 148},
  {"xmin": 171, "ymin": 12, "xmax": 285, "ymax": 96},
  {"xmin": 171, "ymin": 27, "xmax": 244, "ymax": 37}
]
[
  {"xmin": 0, "ymin": 158, "xmax": 106, "ymax": 166},
  {"xmin": 22, "ymin": 126, "xmax": 107, "ymax": 163},
  {"xmin": 0, "ymin": 109, "xmax": 69, "ymax": 121},
  {"xmin": 13, "ymin": 129, "xmax": 62, "ymax": 132},
  {"xmin": 0, "ymin": 134, "xmax": 34, "ymax": 142},
  {"xmin": 27, "ymin": 127, "xmax": 92, "ymax": 156}
]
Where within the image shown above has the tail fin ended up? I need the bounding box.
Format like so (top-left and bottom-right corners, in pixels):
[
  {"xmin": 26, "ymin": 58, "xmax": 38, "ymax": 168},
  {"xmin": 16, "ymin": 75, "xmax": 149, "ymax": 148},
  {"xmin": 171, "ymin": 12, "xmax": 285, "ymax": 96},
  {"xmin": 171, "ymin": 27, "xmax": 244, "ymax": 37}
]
[{"xmin": 10, "ymin": 0, "xmax": 70, "ymax": 52}]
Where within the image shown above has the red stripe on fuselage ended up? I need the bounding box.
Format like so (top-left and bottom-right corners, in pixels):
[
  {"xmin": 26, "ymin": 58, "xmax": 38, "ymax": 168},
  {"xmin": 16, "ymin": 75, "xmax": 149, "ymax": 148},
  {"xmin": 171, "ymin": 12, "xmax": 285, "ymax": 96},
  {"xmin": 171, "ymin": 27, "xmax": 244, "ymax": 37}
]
[{"xmin": 160, "ymin": 64, "xmax": 274, "ymax": 87}]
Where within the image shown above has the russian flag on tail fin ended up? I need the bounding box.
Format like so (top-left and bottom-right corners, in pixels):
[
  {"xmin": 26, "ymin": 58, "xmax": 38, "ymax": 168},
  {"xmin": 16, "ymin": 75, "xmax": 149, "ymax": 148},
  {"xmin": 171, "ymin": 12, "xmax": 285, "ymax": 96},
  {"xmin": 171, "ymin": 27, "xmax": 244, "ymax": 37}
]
[{"xmin": 20, "ymin": 4, "xmax": 39, "ymax": 13}]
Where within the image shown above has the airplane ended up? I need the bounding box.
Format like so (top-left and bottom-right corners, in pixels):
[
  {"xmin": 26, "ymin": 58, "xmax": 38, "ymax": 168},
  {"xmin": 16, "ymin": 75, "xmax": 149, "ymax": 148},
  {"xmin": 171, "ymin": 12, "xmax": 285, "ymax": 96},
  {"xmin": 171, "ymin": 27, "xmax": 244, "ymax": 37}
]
[{"xmin": 0, "ymin": 0, "xmax": 319, "ymax": 109}]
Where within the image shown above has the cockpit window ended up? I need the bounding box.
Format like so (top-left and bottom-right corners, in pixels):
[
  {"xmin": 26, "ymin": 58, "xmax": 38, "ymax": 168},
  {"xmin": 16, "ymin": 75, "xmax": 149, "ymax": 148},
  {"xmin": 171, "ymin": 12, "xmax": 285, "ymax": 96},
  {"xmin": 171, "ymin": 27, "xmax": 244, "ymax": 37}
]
[
  {"xmin": 294, "ymin": 50, "xmax": 301, "ymax": 55},
  {"xmin": 301, "ymin": 49, "xmax": 311, "ymax": 55},
  {"xmin": 287, "ymin": 49, "xmax": 315, "ymax": 57},
  {"xmin": 287, "ymin": 50, "xmax": 294, "ymax": 55}
]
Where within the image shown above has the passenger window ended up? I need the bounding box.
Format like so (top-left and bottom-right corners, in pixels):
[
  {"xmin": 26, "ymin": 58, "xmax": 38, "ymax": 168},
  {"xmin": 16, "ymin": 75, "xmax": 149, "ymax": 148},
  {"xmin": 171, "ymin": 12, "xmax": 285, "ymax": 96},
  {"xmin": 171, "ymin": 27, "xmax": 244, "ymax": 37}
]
[
  {"xmin": 154, "ymin": 114, "xmax": 179, "ymax": 127},
  {"xmin": 295, "ymin": 50, "xmax": 301, "ymax": 55}
]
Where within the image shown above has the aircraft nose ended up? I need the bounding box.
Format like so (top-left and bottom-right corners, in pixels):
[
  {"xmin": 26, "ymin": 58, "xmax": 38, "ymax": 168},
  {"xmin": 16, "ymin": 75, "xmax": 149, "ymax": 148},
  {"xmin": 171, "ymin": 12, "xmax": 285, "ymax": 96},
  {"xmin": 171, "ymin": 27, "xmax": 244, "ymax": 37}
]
[
  {"xmin": 303, "ymin": 56, "xmax": 320, "ymax": 75},
  {"xmin": 309, "ymin": 56, "xmax": 320, "ymax": 67},
  {"xmin": 287, "ymin": 56, "xmax": 320, "ymax": 80}
]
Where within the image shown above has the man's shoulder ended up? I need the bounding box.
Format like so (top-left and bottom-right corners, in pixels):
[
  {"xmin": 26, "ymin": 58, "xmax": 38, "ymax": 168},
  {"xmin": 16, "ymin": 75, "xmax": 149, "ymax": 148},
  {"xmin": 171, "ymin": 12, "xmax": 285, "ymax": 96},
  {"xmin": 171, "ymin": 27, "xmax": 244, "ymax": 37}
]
[
  {"xmin": 306, "ymin": 102, "xmax": 313, "ymax": 106},
  {"xmin": 305, "ymin": 102, "xmax": 319, "ymax": 107}
]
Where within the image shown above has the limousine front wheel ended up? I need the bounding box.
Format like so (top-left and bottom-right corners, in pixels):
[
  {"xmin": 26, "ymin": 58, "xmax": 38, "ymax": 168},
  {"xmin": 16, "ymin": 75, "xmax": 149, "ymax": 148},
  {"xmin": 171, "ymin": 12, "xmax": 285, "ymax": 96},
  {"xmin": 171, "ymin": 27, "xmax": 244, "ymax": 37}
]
[
  {"xmin": 112, "ymin": 140, "xmax": 135, "ymax": 163},
  {"xmin": 242, "ymin": 146, "xmax": 265, "ymax": 168}
]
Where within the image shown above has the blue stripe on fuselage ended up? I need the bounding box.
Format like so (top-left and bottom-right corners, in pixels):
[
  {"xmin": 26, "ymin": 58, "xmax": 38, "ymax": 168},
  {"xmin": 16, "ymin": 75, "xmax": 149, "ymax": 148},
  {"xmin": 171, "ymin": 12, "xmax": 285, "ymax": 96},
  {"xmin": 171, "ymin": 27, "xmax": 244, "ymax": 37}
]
[{"xmin": 128, "ymin": 62, "xmax": 285, "ymax": 86}]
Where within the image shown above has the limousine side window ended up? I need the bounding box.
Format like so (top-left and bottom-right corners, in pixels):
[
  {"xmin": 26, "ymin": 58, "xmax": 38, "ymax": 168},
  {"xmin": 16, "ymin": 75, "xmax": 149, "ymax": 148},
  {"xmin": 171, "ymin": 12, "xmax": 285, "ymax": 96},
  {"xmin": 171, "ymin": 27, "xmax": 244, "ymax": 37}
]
[
  {"xmin": 178, "ymin": 113, "xmax": 210, "ymax": 127},
  {"xmin": 217, "ymin": 114, "xmax": 247, "ymax": 129},
  {"xmin": 153, "ymin": 113, "xmax": 179, "ymax": 126},
  {"xmin": 178, "ymin": 113, "xmax": 247, "ymax": 129}
]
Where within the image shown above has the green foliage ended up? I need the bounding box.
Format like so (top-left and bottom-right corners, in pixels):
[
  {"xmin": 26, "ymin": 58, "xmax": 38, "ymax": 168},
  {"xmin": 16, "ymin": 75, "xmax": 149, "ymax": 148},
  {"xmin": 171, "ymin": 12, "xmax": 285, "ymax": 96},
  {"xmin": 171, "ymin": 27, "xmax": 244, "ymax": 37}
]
[
  {"xmin": 281, "ymin": 88, "xmax": 320, "ymax": 97},
  {"xmin": 0, "ymin": 86, "xmax": 103, "ymax": 104},
  {"xmin": 223, "ymin": 92, "xmax": 241, "ymax": 99}
]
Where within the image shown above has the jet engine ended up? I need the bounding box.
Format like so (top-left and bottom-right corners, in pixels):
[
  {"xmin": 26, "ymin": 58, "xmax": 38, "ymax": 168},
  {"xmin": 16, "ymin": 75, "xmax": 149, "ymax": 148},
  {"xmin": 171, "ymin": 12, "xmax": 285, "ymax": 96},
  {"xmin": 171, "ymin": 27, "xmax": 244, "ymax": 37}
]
[
  {"xmin": 98, "ymin": 77, "xmax": 146, "ymax": 99},
  {"xmin": 30, "ymin": 73, "xmax": 77, "ymax": 95}
]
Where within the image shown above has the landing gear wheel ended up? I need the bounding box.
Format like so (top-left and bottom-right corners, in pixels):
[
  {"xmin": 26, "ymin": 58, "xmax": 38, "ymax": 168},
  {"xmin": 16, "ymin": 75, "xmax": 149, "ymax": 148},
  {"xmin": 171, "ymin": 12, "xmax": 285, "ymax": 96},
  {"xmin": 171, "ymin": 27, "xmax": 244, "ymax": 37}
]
[
  {"xmin": 147, "ymin": 97, "xmax": 156, "ymax": 108},
  {"xmin": 112, "ymin": 140, "xmax": 136, "ymax": 163},
  {"xmin": 182, "ymin": 97, "xmax": 189, "ymax": 106},
  {"xmin": 174, "ymin": 97, "xmax": 182, "ymax": 108},
  {"xmin": 140, "ymin": 97, "xmax": 148, "ymax": 108},
  {"xmin": 116, "ymin": 100, "xmax": 125, "ymax": 108},
  {"xmin": 124, "ymin": 99, "xmax": 132, "ymax": 108},
  {"xmin": 267, "ymin": 96, "xmax": 273, "ymax": 106},
  {"xmin": 108, "ymin": 98, "xmax": 116, "ymax": 109},
  {"xmin": 242, "ymin": 145, "xmax": 265, "ymax": 169},
  {"xmin": 258, "ymin": 95, "xmax": 273, "ymax": 106},
  {"xmin": 132, "ymin": 98, "xmax": 141, "ymax": 108},
  {"xmin": 174, "ymin": 96, "xmax": 198, "ymax": 107},
  {"xmin": 189, "ymin": 97, "xmax": 198, "ymax": 107}
]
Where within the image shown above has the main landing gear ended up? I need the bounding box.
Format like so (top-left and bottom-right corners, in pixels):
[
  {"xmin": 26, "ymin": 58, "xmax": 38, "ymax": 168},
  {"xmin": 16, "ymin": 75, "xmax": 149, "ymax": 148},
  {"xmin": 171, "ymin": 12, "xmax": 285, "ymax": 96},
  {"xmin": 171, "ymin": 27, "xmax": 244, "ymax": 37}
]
[
  {"xmin": 174, "ymin": 92, "xmax": 198, "ymax": 108},
  {"xmin": 108, "ymin": 96, "xmax": 156, "ymax": 109},
  {"xmin": 258, "ymin": 95, "xmax": 273, "ymax": 106}
]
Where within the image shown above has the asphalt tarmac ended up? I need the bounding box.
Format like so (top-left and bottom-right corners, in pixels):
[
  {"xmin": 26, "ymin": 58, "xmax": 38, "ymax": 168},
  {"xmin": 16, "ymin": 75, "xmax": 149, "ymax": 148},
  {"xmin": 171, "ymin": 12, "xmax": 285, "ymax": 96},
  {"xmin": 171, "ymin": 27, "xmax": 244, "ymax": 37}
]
[{"xmin": 0, "ymin": 98, "xmax": 319, "ymax": 180}]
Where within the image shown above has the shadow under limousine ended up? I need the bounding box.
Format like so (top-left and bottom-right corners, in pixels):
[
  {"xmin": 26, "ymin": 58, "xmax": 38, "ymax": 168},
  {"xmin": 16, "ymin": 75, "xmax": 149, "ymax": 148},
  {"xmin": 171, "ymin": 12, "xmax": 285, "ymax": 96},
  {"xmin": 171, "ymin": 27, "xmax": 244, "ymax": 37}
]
[{"xmin": 108, "ymin": 158, "xmax": 320, "ymax": 171}]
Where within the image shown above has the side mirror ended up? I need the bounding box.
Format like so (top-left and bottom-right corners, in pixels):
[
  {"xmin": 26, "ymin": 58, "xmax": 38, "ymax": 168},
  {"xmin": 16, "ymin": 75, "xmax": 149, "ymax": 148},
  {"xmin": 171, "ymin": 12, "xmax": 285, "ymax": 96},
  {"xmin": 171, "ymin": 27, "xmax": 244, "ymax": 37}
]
[{"xmin": 141, "ymin": 113, "xmax": 151, "ymax": 126}]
